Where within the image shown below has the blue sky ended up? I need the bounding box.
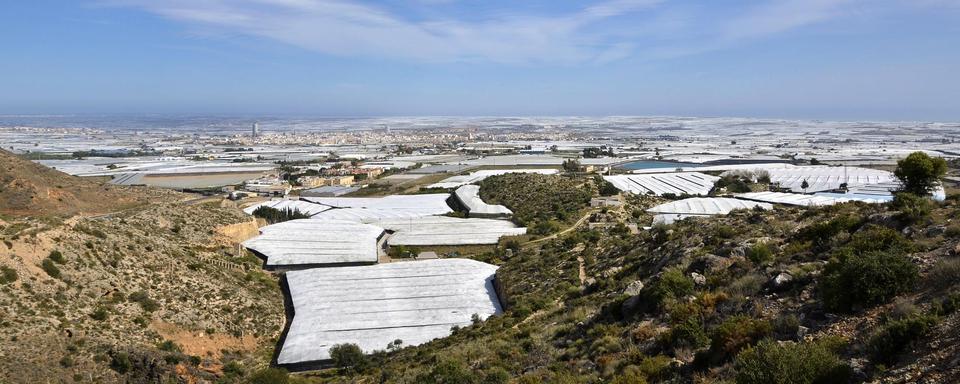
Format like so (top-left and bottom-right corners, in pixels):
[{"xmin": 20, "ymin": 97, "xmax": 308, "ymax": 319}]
[{"xmin": 1, "ymin": 0, "xmax": 959, "ymax": 120}]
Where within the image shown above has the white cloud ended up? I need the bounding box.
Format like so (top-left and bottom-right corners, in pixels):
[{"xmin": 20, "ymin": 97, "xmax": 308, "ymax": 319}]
[{"xmin": 103, "ymin": 0, "xmax": 956, "ymax": 64}]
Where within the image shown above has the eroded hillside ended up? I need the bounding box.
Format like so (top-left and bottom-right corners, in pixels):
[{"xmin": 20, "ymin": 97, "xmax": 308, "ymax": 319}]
[
  {"xmin": 0, "ymin": 149, "xmax": 176, "ymax": 217},
  {"xmin": 0, "ymin": 151, "xmax": 284, "ymax": 383}
]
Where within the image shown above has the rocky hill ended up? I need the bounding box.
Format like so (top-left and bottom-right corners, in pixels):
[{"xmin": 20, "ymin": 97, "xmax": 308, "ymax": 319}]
[
  {"xmin": 0, "ymin": 149, "xmax": 174, "ymax": 218},
  {"xmin": 0, "ymin": 152, "xmax": 285, "ymax": 383},
  {"xmin": 302, "ymin": 173, "xmax": 960, "ymax": 384}
]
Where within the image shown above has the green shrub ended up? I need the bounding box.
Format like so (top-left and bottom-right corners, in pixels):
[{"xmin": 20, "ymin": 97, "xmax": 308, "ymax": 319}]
[
  {"xmin": 650, "ymin": 267, "xmax": 694, "ymax": 304},
  {"xmin": 772, "ymin": 314, "xmax": 800, "ymax": 340},
  {"xmin": 247, "ymin": 367, "xmax": 289, "ymax": 384},
  {"xmin": 663, "ymin": 316, "xmax": 709, "ymax": 349},
  {"xmin": 90, "ymin": 307, "xmax": 109, "ymax": 321},
  {"xmin": 798, "ymin": 215, "xmax": 861, "ymax": 245},
  {"xmin": 735, "ymin": 339, "xmax": 851, "ymax": 384},
  {"xmin": 843, "ymin": 225, "xmax": 912, "ymax": 256},
  {"xmin": 157, "ymin": 340, "xmax": 181, "ymax": 353},
  {"xmin": 41, "ymin": 259, "xmax": 61, "ymax": 279},
  {"xmin": 611, "ymin": 368, "xmax": 647, "ymax": 384},
  {"xmin": 0, "ymin": 266, "xmax": 17, "ymax": 284},
  {"xmin": 710, "ymin": 316, "xmax": 772, "ymax": 361},
  {"xmin": 868, "ymin": 313, "xmax": 938, "ymax": 365},
  {"xmin": 713, "ymin": 225, "xmax": 737, "ymax": 240},
  {"xmin": 636, "ymin": 355, "xmax": 672, "ymax": 381},
  {"xmin": 821, "ymin": 251, "xmax": 918, "ymax": 312},
  {"xmin": 128, "ymin": 290, "xmax": 160, "ymax": 312},
  {"xmin": 714, "ymin": 175, "xmax": 751, "ymax": 193},
  {"xmin": 329, "ymin": 343, "xmax": 367, "ymax": 373},
  {"xmin": 746, "ymin": 242, "xmax": 775, "ymax": 266},
  {"xmin": 222, "ymin": 361, "xmax": 244, "ymax": 377},
  {"xmin": 927, "ymin": 259, "xmax": 960, "ymax": 290},
  {"xmin": 891, "ymin": 193, "xmax": 933, "ymax": 224},
  {"xmin": 931, "ymin": 292, "xmax": 960, "ymax": 316},
  {"xmin": 109, "ymin": 352, "xmax": 132, "ymax": 374},
  {"xmin": 945, "ymin": 224, "xmax": 960, "ymax": 238},
  {"xmin": 415, "ymin": 359, "xmax": 478, "ymax": 384},
  {"xmin": 48, "ymin": 250, "xmax": 66, "ymax": 264},
  {"xmin": 481, "ymin": 367, "xmax": 510, "ymax": 384}
]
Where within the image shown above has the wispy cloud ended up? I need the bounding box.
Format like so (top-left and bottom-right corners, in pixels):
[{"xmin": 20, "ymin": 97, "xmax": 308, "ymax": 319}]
[{"xmin": 102, "ymin": 0, "xmax": 954, "ymax": 64}]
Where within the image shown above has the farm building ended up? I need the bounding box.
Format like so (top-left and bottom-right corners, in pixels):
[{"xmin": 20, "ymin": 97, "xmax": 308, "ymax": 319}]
[
  {"xmin": 647, "ymin": 197, "xmax": 772, "ymax": 225},
  {"xmin": 603, "ymin": 172, "xmax": 720, "ymax": 196},
  {"xmin": 277, "ymin": 259, "xmax": 502, "ymax": 366},
  {"xmin": 242, "ymin": 219, "xmax": 384, "ymax": 268},
  {"xmin": 453, "ymin": 185, "xmax": 512, "ymax": 218},
  {"xmin": 378, "ymin": 216, "xmax": 526, "ymax": 246}
]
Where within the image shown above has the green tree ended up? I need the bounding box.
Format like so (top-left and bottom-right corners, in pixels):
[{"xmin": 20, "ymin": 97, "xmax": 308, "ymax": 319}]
[
  {"xmin": 894, "ymin": 151, "xmax": 947, "ymax": 196},
  {"xmin": 252, "ymin": 206, "xmax": 311, "ymax": 224},
  {"xmin": 562, "ymin": 159, "xmax": 582, "ymax": 172},
  {"xmin": 330, "ymin": 343, "xmax": 367, "ymax": 373}
]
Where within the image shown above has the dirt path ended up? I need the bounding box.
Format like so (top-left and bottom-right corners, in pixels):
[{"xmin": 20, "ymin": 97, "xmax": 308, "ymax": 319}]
[{"xmin": 523, "ymin": 208, "xmax": 598, "ymax": 248}]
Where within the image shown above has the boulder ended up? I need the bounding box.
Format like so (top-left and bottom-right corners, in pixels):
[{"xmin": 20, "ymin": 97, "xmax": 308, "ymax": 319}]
[
  {"xmin": 690, "ymin": 272, "xmax": 706, "ymax": 286},
  {"xmin": 623, "ymin": 280, "xmax": 644, "ymax": 296},
  {"xmin": 769, "ymin": 272, "xmax": 793, "ymax": 291}
]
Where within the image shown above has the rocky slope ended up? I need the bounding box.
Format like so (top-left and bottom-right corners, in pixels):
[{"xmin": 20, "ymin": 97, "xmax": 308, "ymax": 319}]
[
  {"xmin": 0, "ymin": 149, "xmax": 175, "ymax": 218},
  {"xmin": 0, "ymin": 153, "xmax": 285, "ymax": 383},
  {"xmin": 305, "ymin": 175, "xmax": 960, "ymax": 384}
]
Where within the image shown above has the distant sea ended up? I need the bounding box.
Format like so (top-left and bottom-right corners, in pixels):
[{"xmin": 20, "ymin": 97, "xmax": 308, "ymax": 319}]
[{"xmin": 618, "ymin": 160, "xmax": 698, "ymax": 170}]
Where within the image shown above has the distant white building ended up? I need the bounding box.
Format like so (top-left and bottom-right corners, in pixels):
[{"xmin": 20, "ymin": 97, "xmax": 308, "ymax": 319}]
[{"xmin": 244, "ymin": 177, "xmax": 290, "ymax": 196}]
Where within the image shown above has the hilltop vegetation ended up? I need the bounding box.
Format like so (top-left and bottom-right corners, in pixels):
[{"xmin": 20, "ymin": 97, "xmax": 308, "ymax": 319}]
[{"xmin": 478, "ymin": 173, "xmax": 592, "ymax": 235}]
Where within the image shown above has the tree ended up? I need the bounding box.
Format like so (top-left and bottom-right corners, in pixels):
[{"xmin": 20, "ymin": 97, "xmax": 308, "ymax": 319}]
[
  {"xmin": 800, "ymin": 179, "xmax": 809, "ymax": 193},
  {"xmin": 562, "ymin": 159, "xmax": 581, "ymax": 172},
  {"xmin": 894, "ymin": 151, "xmax": 947, "ymax": 196},
  {"xmin": 252, "ymin": 206, "xmax": 310, "ymax": 224},
  {"xmin": 330, "ymin": 343, "xmax": 367, "ymax": 373},
  {"xmin": 595, "ymin": 176, "xmax": 619, "ymax": 196}
]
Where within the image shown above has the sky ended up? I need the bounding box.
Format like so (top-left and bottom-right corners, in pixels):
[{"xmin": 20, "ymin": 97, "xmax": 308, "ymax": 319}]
[{"xmin": 1, "ymin": 0, "xmax": 959, "ymax": 120}]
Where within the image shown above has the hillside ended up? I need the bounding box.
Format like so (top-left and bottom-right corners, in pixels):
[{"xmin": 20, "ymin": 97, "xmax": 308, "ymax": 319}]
[
  {"xmin": 300, "ymin": 173, "xmax": 960, "ymax": 384},
  {"xmin": 0, "ymin": 149, "xmax": 174, "ymax": 217},
  {"xmin": 0, "ymin": 155, "xmax": 286, "ymax": 383},
  {"xmin": 0, "ymin": 201, "xmax": 285, "ymax": 383}
]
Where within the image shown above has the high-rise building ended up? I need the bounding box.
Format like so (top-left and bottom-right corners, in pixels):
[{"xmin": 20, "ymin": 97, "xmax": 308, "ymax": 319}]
[{"xmin": 252, "ymin": 122, "xmax": 260, "ymax": 138}]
